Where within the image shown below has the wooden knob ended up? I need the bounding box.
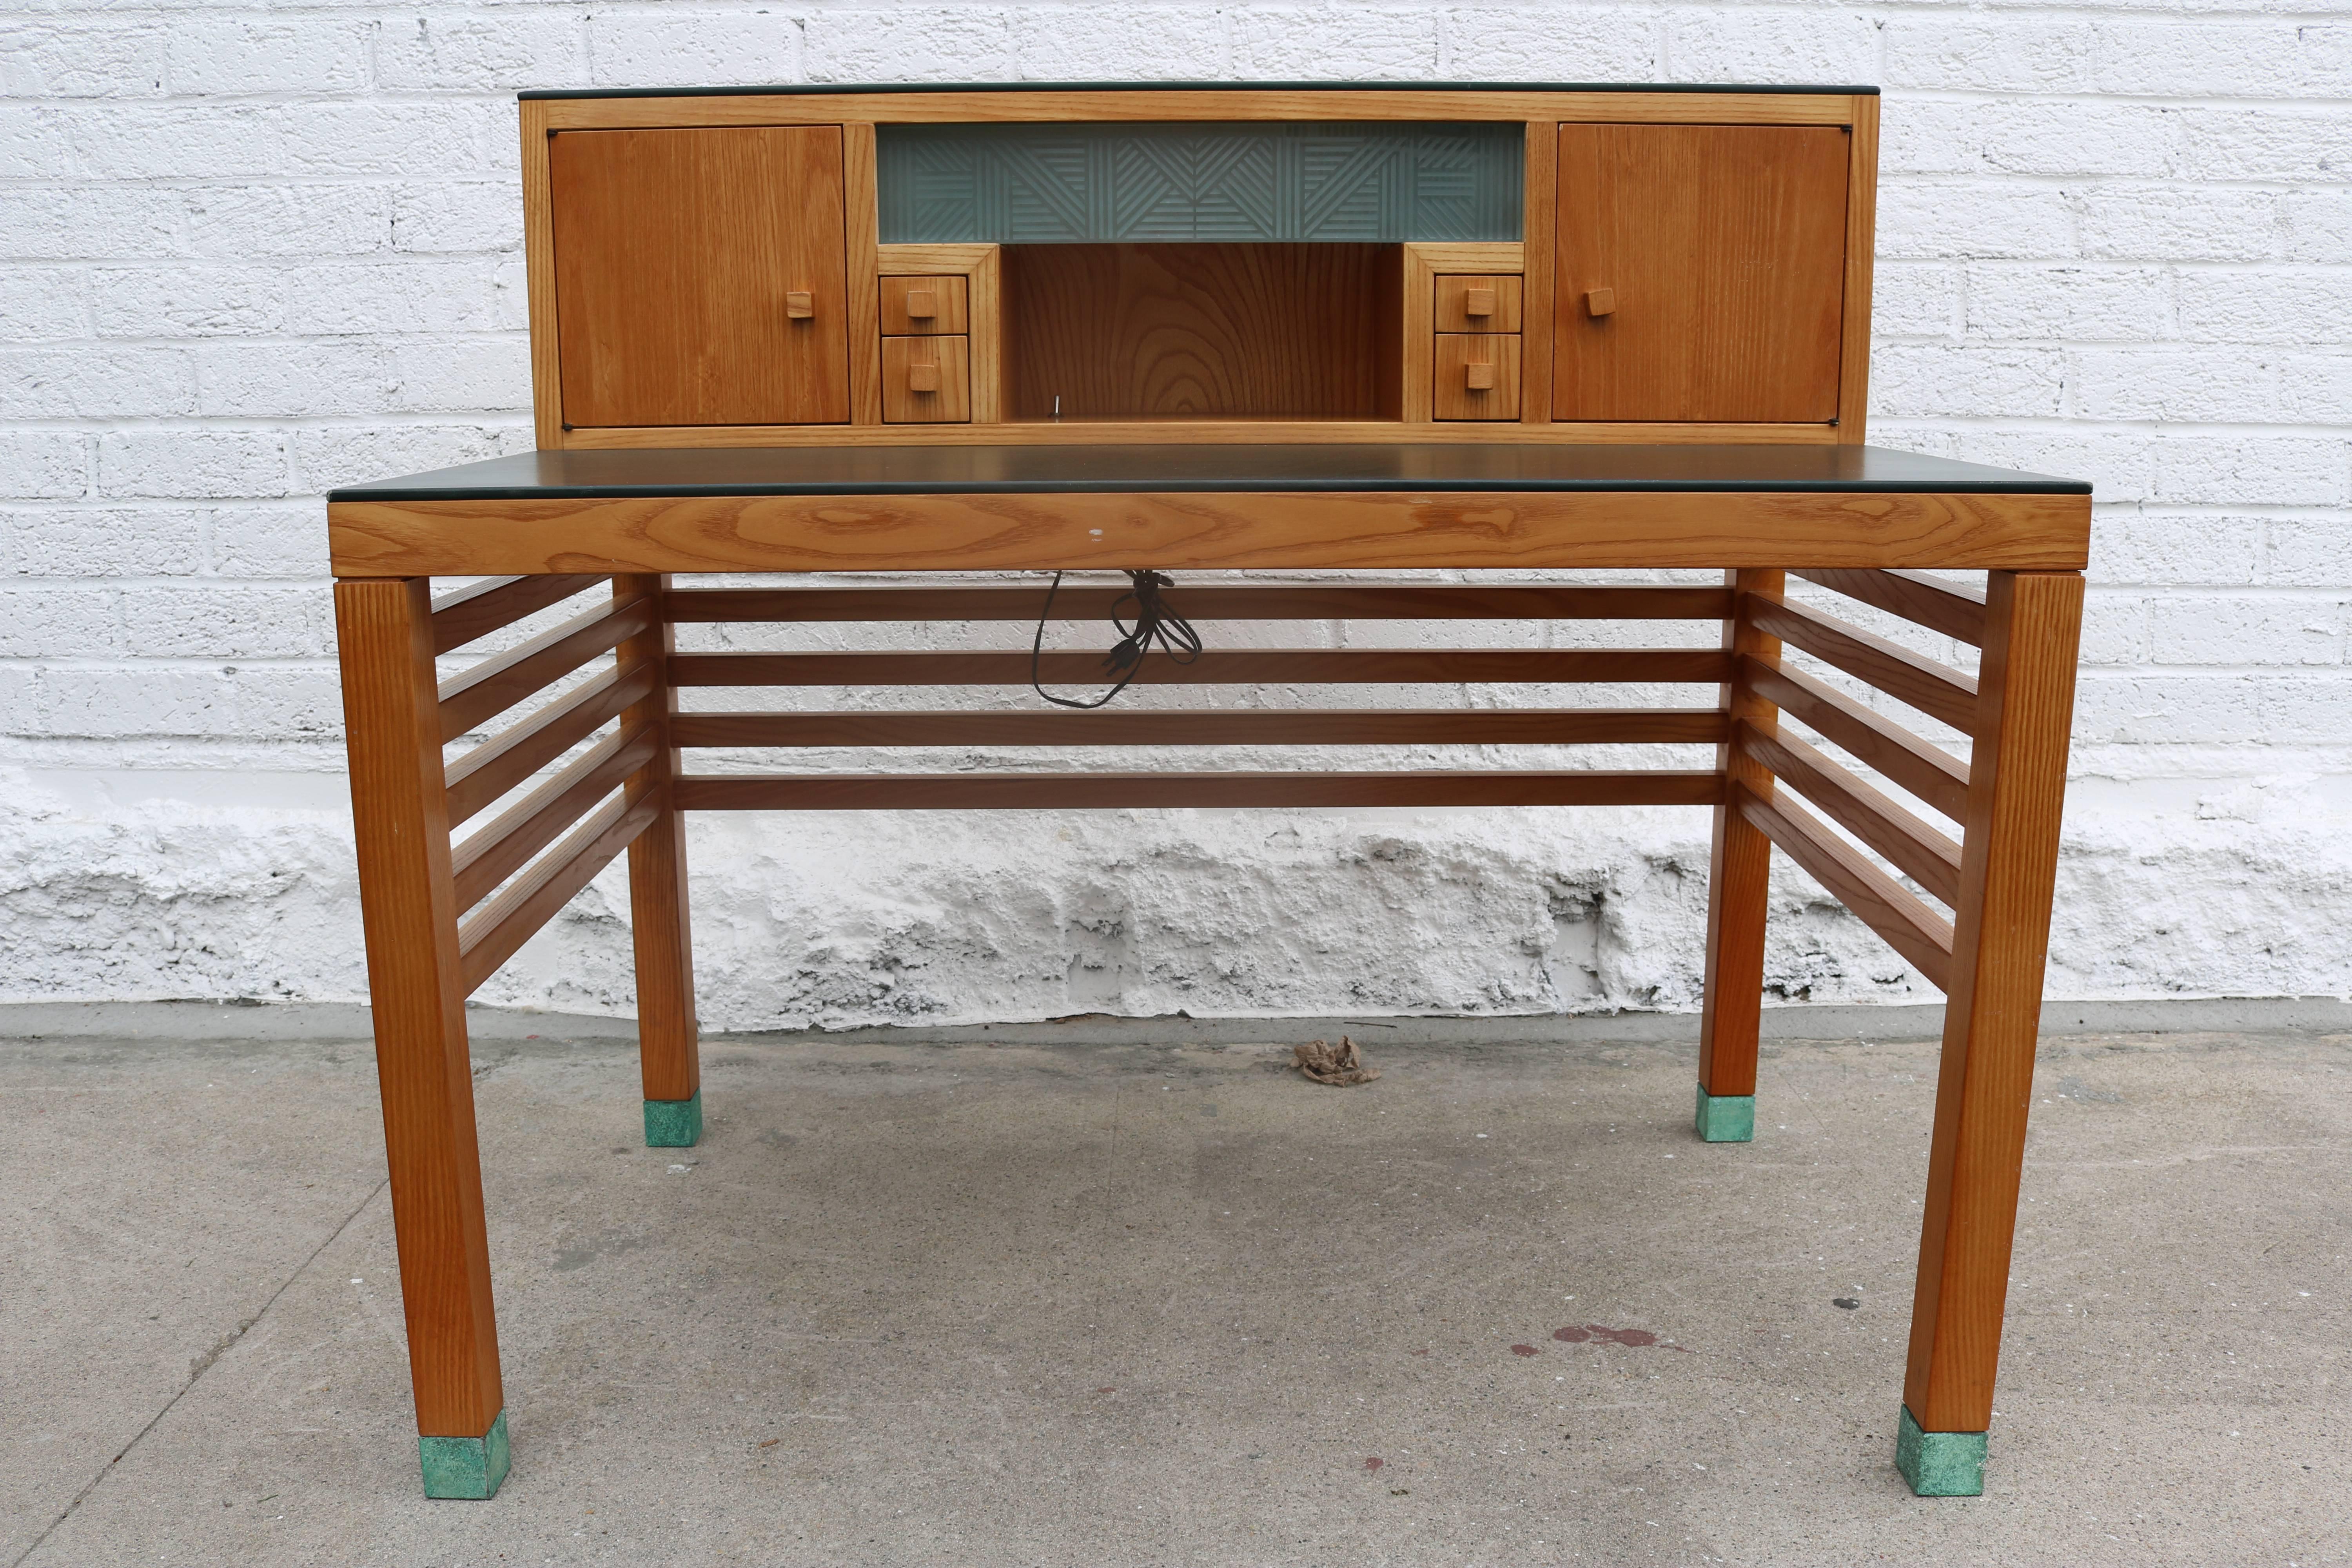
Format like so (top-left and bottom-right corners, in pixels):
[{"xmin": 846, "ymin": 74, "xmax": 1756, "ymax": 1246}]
[
  {"xmin": 905, "ymin": 289, "xmax": 936, "ymax": 320},
  {"xmin": 906, "ymin": 362, "xmax": 941, "ymax": 393},
  {"xmin": 1585, "ymin": 287, "xmax": 1616, "ymax": 318},
  {"xmin": 1465, "ymin": 287, "xmax": 1496, "ymax": 319},
  {"xmin": 1464, "ymin": 361, "xmax": 1496, "ymax": 392},
  {"xmin": 785, "ymin": 290, "xmax": 815, "ymax": 319}
]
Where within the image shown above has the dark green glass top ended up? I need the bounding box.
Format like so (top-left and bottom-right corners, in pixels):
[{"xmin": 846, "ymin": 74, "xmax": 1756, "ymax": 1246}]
[{"xmin": 330, "ymin": 445, "xmax": 2086, "ymax": 502}]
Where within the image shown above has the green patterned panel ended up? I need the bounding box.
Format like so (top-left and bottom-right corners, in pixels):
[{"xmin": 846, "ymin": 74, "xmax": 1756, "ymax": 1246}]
[{"xmin": 878, "ymin": 122, "xmax": 1523, "ymax": 243}]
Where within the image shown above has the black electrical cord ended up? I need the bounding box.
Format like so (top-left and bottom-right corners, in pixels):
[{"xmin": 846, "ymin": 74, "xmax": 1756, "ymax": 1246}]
[{"xmin": 1029, "ymin": 569, "xmax": 1203, "ymax": 709}]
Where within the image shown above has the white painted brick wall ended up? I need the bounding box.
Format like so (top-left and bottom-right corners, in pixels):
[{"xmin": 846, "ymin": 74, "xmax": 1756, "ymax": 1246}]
[{"xmin": 4, "ymin": 1, "xmax": 2349, "ymax": 1024}]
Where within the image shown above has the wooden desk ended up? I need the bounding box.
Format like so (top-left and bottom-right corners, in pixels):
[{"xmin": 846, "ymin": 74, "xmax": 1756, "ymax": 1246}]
[{"xmin": 327, "ymin": 441, "xmax": 2089, "ymax": 1500}]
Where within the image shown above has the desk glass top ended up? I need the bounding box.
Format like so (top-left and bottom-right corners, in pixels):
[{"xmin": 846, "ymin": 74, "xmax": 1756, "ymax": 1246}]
[{"xmin": 330, "ymin": 444, "xmax": 2089, "ymax": 503}]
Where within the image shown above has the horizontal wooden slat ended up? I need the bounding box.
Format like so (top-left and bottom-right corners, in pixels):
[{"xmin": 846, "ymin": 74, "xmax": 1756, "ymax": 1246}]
[
  {"xmin": 663, "ymin": 584, "xmax": 1734, "ymax": 624},
  {"xmin": 450, "ymin": 724, "xmax": 657, "ymax": 912},
  {"xmin": 443, "ymin": 662, "xmax": 657, "ymax": 828},
  {"xmin": 673, "ymin": 770, "xmax": 1724, "ymax": 811},
  {"xmin": 669, "ymin": 649, "xmax": 1729, "ymax": 688},
  {"xmin": 1736, "ymin": 721, "xmax": 1962, "ymax": 907},
  {"xmin": 1745, "ymin": 596, "xmax": 1980, "ymax": 734},
  {"xmin": 1742, "ymin": 657, "xmax": 1971, "ymax": 823},
  {"xmin": 437, "ymin": 593, "xmax": 652, "ymax": 741},
  {"xmin": 457, "ymin": 791, "xmax": 661, "ymax": 995},
  {"xmin": 1793, "ymin": 568, "xmax": 1987, "ymax": 647},
  {"xmin": 430, "ymin": 573, "xmax": 608, "ymax": 655},
  {"xmin": 1735, "ymin": 783, "xmax": 1954, "ymax": 991},
  {"xmin": 670, "ymin": 708, "xmax": 1727, "ymax": 749},
  {"xmin": 330, "ymin": 489, "xmax": 2093, "ymax": 579}
]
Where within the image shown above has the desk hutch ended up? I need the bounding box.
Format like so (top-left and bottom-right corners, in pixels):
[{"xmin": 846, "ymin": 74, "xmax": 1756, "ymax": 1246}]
[{"xmin": 325, "ymin": 82, "xmax": 2090, "ymax": 1501}]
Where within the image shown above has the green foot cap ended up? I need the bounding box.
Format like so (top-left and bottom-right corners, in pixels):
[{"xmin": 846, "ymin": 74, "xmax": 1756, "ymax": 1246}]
[
  {"xmin": 1693, "ymin": 1086, "xmax": 1755, "ymax": 1143},
  {"xmin": 644, "ymin": 1090, "xmax": 702, "ymax": 1148},
  {"xmin": 1896, "ymin": 1404, "xmax": 1986, "ymax": 1496},
  {"xmin": 419, "ymin": 1409, "xmax": 510, "ymax": 1500}
]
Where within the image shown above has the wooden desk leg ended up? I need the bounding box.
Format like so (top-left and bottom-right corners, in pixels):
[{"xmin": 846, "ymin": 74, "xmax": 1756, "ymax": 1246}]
[
  {"xmin": 1695, "ymin": 568, "xmax": 1784, "ymax": 1142},
  {"xmin": 1897, "ymin": 569, "xmax": 2083, "ymax": 1496},
  {"xmin": 336, "ymin": 577, "xmax": 510, "ymax": 1499},
  {"xmin": 616, "ymin": 575, "xmax": 702, "ymax": 1147}
]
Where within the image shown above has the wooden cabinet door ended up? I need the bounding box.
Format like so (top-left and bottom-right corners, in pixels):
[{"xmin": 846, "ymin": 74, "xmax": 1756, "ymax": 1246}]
[
  {"xmin": 1553, "ymin": 124, "xmax": 1848, "ymax": 424},
  {"xmin": 551, "ymin": 126, "xmax": 849, "ymax": 428}
]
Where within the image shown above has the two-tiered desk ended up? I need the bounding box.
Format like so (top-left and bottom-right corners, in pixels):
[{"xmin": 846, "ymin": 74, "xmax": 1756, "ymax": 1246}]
[{"xmin": 327, "ymin": 83, "xmax": 2089, "ymax": 1500}]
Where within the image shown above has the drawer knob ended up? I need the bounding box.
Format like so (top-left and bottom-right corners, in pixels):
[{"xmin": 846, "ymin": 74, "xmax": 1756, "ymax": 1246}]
[
  {"xmin": 1464, "ymin": 287, "xmax": 1496, "ymax": 319},
  {"xmin": 785, "ymin": 290, "xmax": 815, "ymax": 320},
  {"xmin": 1585, "ymin": 287, "xmax": 1616, "ymax": 318},
  {"xmin": 906, "ymin": 362, "xmax": 941, "ymax": 393},
  {"xmin": 1464, "ymin": 361, "xmax": 1497, "ymax": 392},
  {"xmin": 905, "ymin": 288, "xmax": 936, "ymax": 320}
]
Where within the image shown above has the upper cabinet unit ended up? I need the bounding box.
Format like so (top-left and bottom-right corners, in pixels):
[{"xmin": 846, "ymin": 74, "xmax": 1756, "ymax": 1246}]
[
  {"xmin": 519, "ymin": 87, "xmax": 1877, "ymax": 446},
  {"xmin": 549, "ymin": 125, "xmax": 851, "ymax": 427},
  {"xmin": 1552, "ymin": 124, "xmax": 1851, "ymax": 425}
]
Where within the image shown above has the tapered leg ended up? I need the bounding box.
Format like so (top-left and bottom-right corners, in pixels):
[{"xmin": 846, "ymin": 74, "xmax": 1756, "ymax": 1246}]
[
  {"xmin": 1695, "ymin": 568, "xmax": 1784, "ymax": 1142},
  {"xmin": 1898, "ymin": 570, "xmax": 2083, "ymax": 1495},
  {"xmin": 336, "ymin": 577, "xmax": 510, "ymax": 1499},
  {"xmin": 615, "ymin": 575, "xmax": 701, "ymax": 1146}
]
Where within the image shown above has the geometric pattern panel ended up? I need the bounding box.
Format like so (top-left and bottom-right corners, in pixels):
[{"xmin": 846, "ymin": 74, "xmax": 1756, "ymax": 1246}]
[{"xmin": 878, "ymin": 122, "xmax": 1523, "ymax": 243}]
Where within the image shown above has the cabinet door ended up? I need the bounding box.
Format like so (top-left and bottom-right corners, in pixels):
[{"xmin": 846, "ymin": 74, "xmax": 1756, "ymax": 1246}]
[
  {"xmin": 1553, "ymin": 124, "xmax": 1848, "ymax": 424},
  {"xmin": 551, "ymin": 126, "xmax": 849, "ymax": 428}
]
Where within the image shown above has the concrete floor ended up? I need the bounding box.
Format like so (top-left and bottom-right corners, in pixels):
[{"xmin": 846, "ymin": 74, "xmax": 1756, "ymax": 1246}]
[{"xmin": 2, "ymin": 1005, "xmax": 2347, "ymax": 1567}]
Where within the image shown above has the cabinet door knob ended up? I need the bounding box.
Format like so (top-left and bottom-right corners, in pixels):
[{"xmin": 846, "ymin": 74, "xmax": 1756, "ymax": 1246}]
[
  {"xmin": 1464, "ymin": 287, "xmax": 1496, "ymax": 319},
  {"xmin": 905, "ymin": 288, "xmax": 936, "ymax": 320},
  {"xmin": 906, "ymin": 363, "xmax": 941, "ymax": 393},
  {"xmin": 785, "ymin": 290, "xmax": 815, "ymax": 319},
  {"xmin": 1584, "ymin": 287, "xmax": 1616, "ymax": 318},
  {"xmin": 1464, "ymin": 361, "xmax": 1497, "ymax": 392}
]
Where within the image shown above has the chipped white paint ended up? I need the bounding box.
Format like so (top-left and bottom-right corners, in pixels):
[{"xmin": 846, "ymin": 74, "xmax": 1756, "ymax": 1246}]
[{"xmin": 4, "ymin": 4, "xmax": 2349, "ymax": 1025}]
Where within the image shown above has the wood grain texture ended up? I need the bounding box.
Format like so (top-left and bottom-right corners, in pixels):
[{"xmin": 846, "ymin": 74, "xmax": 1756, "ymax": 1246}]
[
  {"xmin": 843, "ymin": 121, "xmax": 882, "ymax": 427},
  {"xmin": 1698, "ymin": 569, "xmax": 1780, "ymax": 1100},
  {"xmin": 457, "ymin": 793, "xmax": 659, "ymax": 995},
  {"xmin": 332, "ymin": 490, "xmax": 2092, "ymax": 578},
  {"xmin": 1737, "ymin": 720, "xmax": 1963, "ymax": 906},
  {"xmin": 874, "ymin": 245, "xmax": 1002, "ymax": 422},
  {"xmin": 880, "ymin": 275, "xmax": 971, "ymax": 334},
  {"xmin": 1521, "ymin": 122, "xmax": 1557, "ymax": 428},
  {"xmin": 1435, "ymin": 274, "xmax": 1524, "ymax": 332},
  {"xmin": 1736, "ymin": 782, "xmax": 1955, "ymax": 990},
  {"xmin": 1904, "ymin": 570, "xmax": 2085, "ymax": 1434},
  {"xmin": 559, "ymin": 417, "xmax": 1846, "ymax": 448},
  {"xmin": 1837, "ymin": 96, "xmax": 1879, "ymax": 443},
  {"xmin": 614, "ymin": 574, "xmax": 699, "ymax": 1107},
  {"xmin": 436, "ymin": 594, "xmax": 652, "ymax": 742},
  {"xmin": 551, "ymin": 125, "xmax": 849, "ymax": 427},
  {"xmin": 430, "ymin": 573, "xmax": 607, "ymax": 656},
  {"xmin": 1742, "ymin": 655, "xmax": 1973, "ymax": 824},
  {"xmin": 332, "ymin": 577, "xmax": 503, "ymax": 1439},
  {"xmin": 1002, "ymin": 243, "xmax": 1400, "ymax": 421},
  {"xmin": 1746, "ymin": 595, "xmax": 1981, "ymax": 734},
  {"xmin": 669, "ymin": 648, "xmax": 1730, "ymax": 688},
  {"xmin": 662, "ymin": 583, "xmax": 1734, "ymax": 623},
  {"xmin": 443, "ymin": 662, "xmax": 656, "ymax": 829},
  {"xmin": 1554, "ymin": 124, "xmax": 1849, "ymax": 423},
  {"xmin": 1399, "ymin": 242, "xmax": 1523, "ymax": 424},
  {"xmin": 1794, "ymin": 567, "xmax": 1987, "ymax": 646},
  {"xmin": 449, "ymin": 724, "xmax": 655, "ymax": 912},
  {"xmin": 540, "ymin": 90, "xmax": 1867, "ymax": 132},
  {"xmin": 882, "ymin": 335, "xmax": 971, "ymax": 423},
  {"xmin": 670, "ymin": 708, "xmax": 1726, "ymax": 749},
  {"xmin": 1434, "ymin": 334, "xmax": 1523, "ymax": 421},
  {"xmin": 673, "ymin": 769, "xmax": 1723, "ymax": 811},
  {"xmin": 520, "ymin": 100, "xmax": 564, "ymax": 449}
]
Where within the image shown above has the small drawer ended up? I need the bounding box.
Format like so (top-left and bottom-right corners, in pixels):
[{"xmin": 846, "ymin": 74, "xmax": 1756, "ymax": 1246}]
[
  {"xmin": 1433, "ymin": 334, "xmax": 1521, "ymax": 421},
  {"xmin": 879, "ymin": 275, "xmax": 970, "ymax": 336},
  {"xmin": 1434, "ymin": 274, "xmax": 1523, "ymax": 334},
  {"xmin": 882, "ymin": 335, "xmax": 971, "ymax": 423}
]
